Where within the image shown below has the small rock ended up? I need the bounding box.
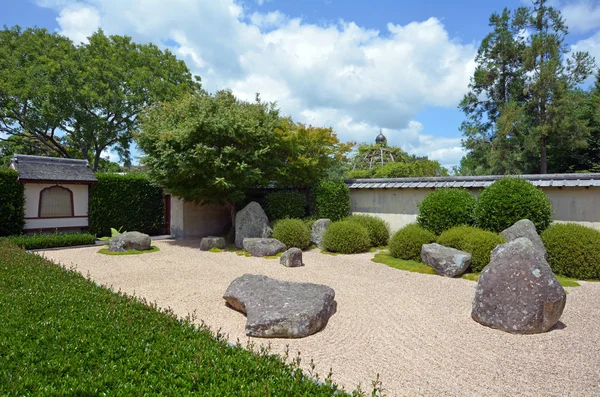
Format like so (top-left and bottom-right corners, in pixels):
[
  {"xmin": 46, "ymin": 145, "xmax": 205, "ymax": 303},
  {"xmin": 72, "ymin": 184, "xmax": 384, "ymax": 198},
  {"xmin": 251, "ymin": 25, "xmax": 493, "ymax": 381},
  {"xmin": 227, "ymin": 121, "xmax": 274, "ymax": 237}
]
[
  {"xmin": 223, "ymin": 274, "xmax": 336, "ymax": 338},
  {"xmin": 243, "ymin": 238, "xmax": 286, "ymax": 257},
  {"xmin": 200, "ymin": 236, "xmax": 226, "ymax": 251},
  {"xmin": 421, "ymin": 243, "xmax": 471, "ymax": 277},
  {"xmin": 501, "ymin": 219, "xmax": 546, "ymax": 257},
  {"xmin": 472, "ymin": 237, "xmax": 566, "ymax": 334},
  {"xmin": 311, "ymin": 219, "xmax": 331, "ymax": 247},
  {"xmin": 109, "ymin": 231, "xmax": 151, "ymax": 252},
  {"xmin": 281, "ymin": 248, "xmax": 304, "ymax": 267},
  {"xmin": 235, "ymin": 202, "xmax": 271, "ymax": 249}
]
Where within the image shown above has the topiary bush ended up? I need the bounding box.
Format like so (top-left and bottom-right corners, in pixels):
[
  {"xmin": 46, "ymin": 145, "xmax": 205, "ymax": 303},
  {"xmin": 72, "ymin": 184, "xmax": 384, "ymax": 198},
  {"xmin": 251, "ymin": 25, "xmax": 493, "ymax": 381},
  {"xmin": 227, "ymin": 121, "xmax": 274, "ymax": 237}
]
[
  {"xmin": 541, "ymin": 223, "xmax": 600, "ymax": 280},
  {"xmin": 322, "ymin": 221, "xmax": 371, "ymax": 254},
  {"xmin": 345, "ymin": 214, "xmax": 390, "ymax": 247},
  {"xmin": 474, "ymin": 177, "xmax": 553, "ymax": 233},
  {"xmin": 310, "ymin": 180, "xmax": 350, "ymax": 222},
  {"xmin": 417, "ymin": 188, "xmax": 476, "ymax": 235},
  {"xmin": 389, "ymin": 224, "xmax": 436, "ymax": 261},
  {"xmin": 0, "ymin": 169, "xmax": 25, "ymax": 237},
  {"xmin": 437, "ymin": 226, "xmax": 506, "ymax": 272},
  {"xmin": 264, "ymin": 191, "xmax": 307, "ymax": 221},
  {"xmin": 272, "ymin": 218, "xmax": 311, "ymax": 250},
  {"xmin": 89, "ymin": 173, "xmax": 165, "ymax": 237}
]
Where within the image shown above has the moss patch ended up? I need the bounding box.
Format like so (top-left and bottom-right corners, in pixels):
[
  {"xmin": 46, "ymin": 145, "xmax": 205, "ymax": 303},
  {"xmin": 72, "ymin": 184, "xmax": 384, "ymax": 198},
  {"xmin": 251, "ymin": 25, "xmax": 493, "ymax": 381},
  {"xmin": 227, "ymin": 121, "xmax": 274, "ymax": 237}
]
[
  {"xmin": 371, "ymin": 253, "xmax": 436, "ymax": 275},
  {"xmin": 209, "ymin": 247, "xmax": 223, "ymax": 253},
  {"xmin": 235, "ymin": 250, "xmax": 252, "ymax": 257},
  {"xmin": 98, "ymin": 246, "xmax": 160, "ymax": 255},
  {"xmin": 320, "ymin": 249, "xmax": 339, "ymax": 256},
  {"xmin": 555, "ymin": 275, "xmax": 580, "ymax": 287},
  {"xmin": 461, "ymin": 273, "xmax": 479, "ymax": 281},
  {"xmin": 264, "ymin": 252, "xmax": 284, "ymax": 259}
]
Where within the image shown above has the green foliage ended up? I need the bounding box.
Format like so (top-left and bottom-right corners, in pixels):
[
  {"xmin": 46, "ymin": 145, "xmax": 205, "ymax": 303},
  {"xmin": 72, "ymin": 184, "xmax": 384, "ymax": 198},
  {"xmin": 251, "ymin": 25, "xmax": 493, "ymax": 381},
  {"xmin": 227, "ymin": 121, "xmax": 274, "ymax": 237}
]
[
  {"xmin": 474, "ymin": 177, "xmax": 553, "ymax": 233},
  {"xmin": 97, "ymin": 246, "xmax": 160, "ymax": 255},
  {"xmin": 389, "ymin": 224, "xmax": 436, "ymax": 261},
  {"xmin": 371, "ymin": 252, "xmax": 436, "ymax": 275},
  {"xmin": 0, "ymin": 169, "xmax": 24, "ymax": 237},
  {"xmin": 541, "ymin": 223, "xmax": 600, "ymax": 280},
  {"xmin": 417, "ymin": 188, "xmax": 476, "ymax": 235},
  {"xmin": 0, "ymin": 26, "xmax": 199, "ymax": 170},
  {"xmin": 0, "ymin": 241, "xmax": 346, "ymax": 395},
  {"xmin": 345, "ymin": 214, "xmax": 390, "ymax": 247},
  {"xmin": 310, "ymin": 180, "xmax": 350, "ymax": 221},
  {"xmin": 97, "ymin": 226, "xmax": 126, "ymax": 241},
  {"xmin": 265, "ymin": 191, "xmax": 307, "ymax": 221},
  {"xmin": 89, "ymin": 173, "xmax": 165, "ymax": 238},
  {"xmin": 322, "ymin": 221, "xmax": 371, "ymax": 254},
  {"xmin": 272, "ymin": 219, "xmax": 311, "ymax": 250},
  {"xmin": 347, "ymin": 158, "xmax": 448, "ymax": 179},
  {"xmin": 1, "ymin": 233, "xmax": 96, "ymax": 250},
  {"xmin": 437, "ymin": 226, "xmax": 506, "ymax": 272}
]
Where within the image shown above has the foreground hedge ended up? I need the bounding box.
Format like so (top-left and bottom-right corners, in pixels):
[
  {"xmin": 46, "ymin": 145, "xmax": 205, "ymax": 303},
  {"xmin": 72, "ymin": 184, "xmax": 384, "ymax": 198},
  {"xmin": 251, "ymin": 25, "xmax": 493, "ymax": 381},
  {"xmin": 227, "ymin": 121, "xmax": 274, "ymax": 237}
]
[
  {"xmin": 417, "ymin": 188, "xmax": 476, "ymax": 235},
  {"xmin": 0, "ymin": 169, "xmax": 24, "ymax": 237},
  {"xmin": 437, "ymin": 226, "xmax": 505, "ymax": 272},
  {"xmin": 541, "ymin": 223, "xmax": 600, "ymax": 280},
  {"xmin": 322, "ymin": 221, "xmax": 371, "ymax": 254},
  {"xmin": 272, "ymin": 218, "xmax": 311, "ymax": 250},
  {"xmin": 1, "ymin": 233, "xmax": 96, "ymax": 250},
  {"xmin": 0, "ymin": 241, "xmax": 346, "ymax": 396},
  {"xmin": 389, "ymin": 224, "xmax": 436, "ymax": 261},
  {"xmin": 89, "ymin": 173, "xmax": 165, "ymax": 237},
  {"xmin": 345, "ymin": 214, "xmax": 390, "ymax": 247}
]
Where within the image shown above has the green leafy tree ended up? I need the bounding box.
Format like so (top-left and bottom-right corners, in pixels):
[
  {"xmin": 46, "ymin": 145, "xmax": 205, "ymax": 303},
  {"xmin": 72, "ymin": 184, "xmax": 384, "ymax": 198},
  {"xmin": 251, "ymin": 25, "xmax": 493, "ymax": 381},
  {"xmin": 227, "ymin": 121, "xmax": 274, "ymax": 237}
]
[
  {"xmin": 136, "ymin": 90, "xmax": 281, "ymax": 226},
  {"xmin": 0, "ymin": 26, "xmax": 200, "ymax": 171}
]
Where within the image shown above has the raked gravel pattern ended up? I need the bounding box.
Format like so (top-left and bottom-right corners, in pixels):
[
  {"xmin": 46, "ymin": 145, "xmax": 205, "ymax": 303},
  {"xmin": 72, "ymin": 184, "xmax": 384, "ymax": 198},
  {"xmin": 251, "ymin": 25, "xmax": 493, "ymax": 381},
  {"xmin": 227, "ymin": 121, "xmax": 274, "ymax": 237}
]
[{"xmin": 40, "ymin": 239, "xmax": 600, "ymax": 396}]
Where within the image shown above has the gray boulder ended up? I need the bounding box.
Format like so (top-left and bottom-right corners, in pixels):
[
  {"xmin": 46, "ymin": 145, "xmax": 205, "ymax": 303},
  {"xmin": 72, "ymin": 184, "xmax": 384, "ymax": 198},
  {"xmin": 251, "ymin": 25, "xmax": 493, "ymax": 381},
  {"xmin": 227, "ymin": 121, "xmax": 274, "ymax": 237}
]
[
  {"xmin": 310, "ymin": 219, "xmax": 331, "ymax": 247},
  {"xmin": 200, "ymin": 236, "xmax": 226, "ymax": 251},
  {"xmin": 109, "ymin": 231, "xmax": 151, "ymax": 252},
  {"xmin": 472, "ymin": 237, "xmax": 566, "ymax": 334},
  {"xmin": 223, "ymin": 274, "xmax": 336, "ymax": 338},
  {"xmin": 235, "ymin": 202, "xmax": 271, "ymax": 249},
  {"xmin": 501, "ymin": 219, "xmax": 546, "ymax": 257},
  {"xmin": 243, "ymin": 238, "xmax": 286, "ymax": 257},
  {"xmin": 421, "ymin": 243, "xmax": 471, "ymax": 277},
  {"xmin": 280, "ymin": 248, "xmax": 304, "ymax": 267}
]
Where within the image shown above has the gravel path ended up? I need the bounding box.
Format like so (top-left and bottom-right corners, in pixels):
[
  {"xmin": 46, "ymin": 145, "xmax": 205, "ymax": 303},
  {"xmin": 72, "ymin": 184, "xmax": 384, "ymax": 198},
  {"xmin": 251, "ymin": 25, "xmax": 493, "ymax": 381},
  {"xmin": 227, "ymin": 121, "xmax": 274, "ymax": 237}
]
[{"xmin": 40, "ymin": 239, "xmax": 600, "ymax": 396}]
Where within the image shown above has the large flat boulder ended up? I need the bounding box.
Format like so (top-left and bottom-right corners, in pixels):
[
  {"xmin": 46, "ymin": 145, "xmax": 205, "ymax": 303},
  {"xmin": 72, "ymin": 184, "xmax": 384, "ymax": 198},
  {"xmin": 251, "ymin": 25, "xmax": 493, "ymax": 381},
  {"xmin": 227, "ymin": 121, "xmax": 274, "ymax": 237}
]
[
  {"xmin": 223, "ymin": 274, "xmax": 336, "ymax": 338},
  {"xmin": 310, "ymin": 219, "xmax": 331, "ymax": 247},
  {"xmin": 109, "ymin": 231, "xmax": 151, "ymax": 252},
  {"xmin": 235, "ymin": 202, "xmax": 271, "ymax": 249},
  {"xmin": 243, "ymin": 238, "xmax": 286, "ymax": 257},
  {"xmin": 200, "ymin": 236, "xmax": 226, "ymax": 251},
  {"xmin": 421, "ymin": 243, "xmax": 471, "ymax": 277},
  {"xmin": 472, "ymin": 237, "xmax": 566, "ymax": 334},
  {"xmin": 501, "ymin": 219, "xmax": 546, "ymax": 257}
]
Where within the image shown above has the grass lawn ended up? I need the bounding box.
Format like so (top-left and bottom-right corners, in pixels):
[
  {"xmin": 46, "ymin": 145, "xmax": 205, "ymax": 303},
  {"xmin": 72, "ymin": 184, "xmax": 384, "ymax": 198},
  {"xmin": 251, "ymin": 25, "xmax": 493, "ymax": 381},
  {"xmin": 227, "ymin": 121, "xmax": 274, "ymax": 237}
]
[
  {"xmin": 0, "ymin": 240, "xmax": 348, "ymax": 396},
  {"xmin": 372, "ymin": 252, "xmax": 581, "ymax": 287}
]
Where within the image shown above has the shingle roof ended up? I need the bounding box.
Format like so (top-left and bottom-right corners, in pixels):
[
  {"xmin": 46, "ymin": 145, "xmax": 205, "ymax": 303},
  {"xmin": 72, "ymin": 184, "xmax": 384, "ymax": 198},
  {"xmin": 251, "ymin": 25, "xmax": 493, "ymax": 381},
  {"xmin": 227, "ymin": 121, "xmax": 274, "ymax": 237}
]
[
  {"xmin": 10, "ymin": 155, "xmax": 97, "ymax": 183},
  {"xmin": 345, "ymin": 174, "xmax": 600, "ymax": 189}
]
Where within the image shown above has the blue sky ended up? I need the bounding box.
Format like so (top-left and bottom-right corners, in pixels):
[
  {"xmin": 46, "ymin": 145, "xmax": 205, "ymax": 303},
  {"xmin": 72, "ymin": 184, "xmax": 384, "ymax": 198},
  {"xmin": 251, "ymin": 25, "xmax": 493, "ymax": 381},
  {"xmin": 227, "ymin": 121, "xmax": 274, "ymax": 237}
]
[{"xmin": 2, "ymin": 0, "xmax": 600, "ymax": 168}]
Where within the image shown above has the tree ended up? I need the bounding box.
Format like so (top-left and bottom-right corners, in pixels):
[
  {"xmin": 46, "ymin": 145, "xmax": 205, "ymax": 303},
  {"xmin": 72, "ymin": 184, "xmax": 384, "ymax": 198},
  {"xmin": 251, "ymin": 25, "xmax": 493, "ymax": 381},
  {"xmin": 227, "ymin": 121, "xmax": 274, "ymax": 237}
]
[
  {"xmin": 0, "ymin": 26, "xmax": 200, "ymax": 170},
  {"xmin": 273, "ymin": 119, "xmax": 354, "ymax": 187},
  {"xmin": 136, "ymin": 90, "xmax": 281, "ymax": 226}
]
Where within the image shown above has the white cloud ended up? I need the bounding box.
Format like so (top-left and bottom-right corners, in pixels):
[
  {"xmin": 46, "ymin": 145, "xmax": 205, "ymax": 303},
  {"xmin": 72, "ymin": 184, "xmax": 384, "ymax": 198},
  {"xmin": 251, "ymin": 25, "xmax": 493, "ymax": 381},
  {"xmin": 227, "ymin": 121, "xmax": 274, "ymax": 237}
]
[
  {"xmin": 38, "ymin": 0, "xmax": 477, "ymax": 167},
  {"xmin": 56, "ymin": 3, "xmax": 101, "ymax": 44},
  {"xmin": 561, "ymin": 1, "xmax": 600, "ymax": 34},
  {"xmin": 571, "ymin": 30, "xmax": 600, "ymax": 68}
]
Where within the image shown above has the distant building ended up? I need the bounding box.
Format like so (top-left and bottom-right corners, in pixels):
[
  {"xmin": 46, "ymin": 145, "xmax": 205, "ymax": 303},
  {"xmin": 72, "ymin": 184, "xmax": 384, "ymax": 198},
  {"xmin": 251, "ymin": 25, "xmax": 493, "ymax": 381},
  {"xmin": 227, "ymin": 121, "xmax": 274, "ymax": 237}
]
[{"xmin": 10, "ymin": 155, "xmax": 97, "ymax": 233}]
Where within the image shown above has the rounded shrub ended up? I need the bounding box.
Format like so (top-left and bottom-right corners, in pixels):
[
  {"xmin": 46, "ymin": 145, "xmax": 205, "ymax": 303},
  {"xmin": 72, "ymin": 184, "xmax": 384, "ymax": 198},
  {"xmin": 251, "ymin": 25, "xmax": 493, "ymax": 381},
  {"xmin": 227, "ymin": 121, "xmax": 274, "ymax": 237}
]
[
  {"xmin": 264, "ymin": 191, "xmax": 307, "ymax": 221},
  {"xmin": 541, "ymin": 223, "xmax": 600, "ymax": 280},
  {"xmin": 345, "ymin": 214, "xmax": 390, "ymax": 247},
  {"xmin": 474, "ymin": 177, "xmax": 552, "ymax": 233},
  {"xmin": 389, "ymin": 224, "xmax": 436, "ymax": 261},
  {"xmin": 437, "ymin": 226, "xmax": 506, "ymax": 272},
  {"xmin": 417, "ymin": 188, "xmax": 476, "ymax": 235},
  {"xmin": 272, "ymin": 218, "xmax": 311, "ymax": 250},
  {"xmin": 322, "ymin": 221, "xmax": 371, "ymax": 254},
  {"xmin": 310, "ymin": 180, "xmax": 350, "ymax": 221}
]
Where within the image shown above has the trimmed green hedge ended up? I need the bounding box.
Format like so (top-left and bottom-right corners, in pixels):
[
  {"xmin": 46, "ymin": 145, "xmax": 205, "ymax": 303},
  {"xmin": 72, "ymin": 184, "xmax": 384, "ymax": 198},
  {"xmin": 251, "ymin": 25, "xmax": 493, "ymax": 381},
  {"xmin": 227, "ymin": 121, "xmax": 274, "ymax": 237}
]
[
  {"xmin": 437, "ymin": 226, "xmax": 506, "ymax": 272},
  {"xmin": 265, "ymin": 191, "xmax": 307, "ymax": 221},
  {"xmin": 541, "ymin": 223, "xmax": 600, "ymax": 280},
  {"xmin": 0, "ymin": 169, "xmax": 24, "ymax": 237},
  {"xmin": 322, "ymin": 221, "xmax": 371, "ymax": 254},
  {"xmin": 345, "ymin": 214, "xmax": 390, "ymax": 247},
  {"xmin": 272, "ymin": 218, "xmax": 311, "ymax": 249},
  {"xmin": 389, "ymin": 224, "xmax": 436, "ymax": 261},
  {"xmin": 89, "ymin": 173, "xmax": 165, "ymax": 237},
  {"xmin": 0, "ymin": 240, "xmax": 347, "ymax": 396},
  {"xmin": 310, "ymin": 180, "xmax": 350, "ymax": 221},
  {"xmin": 1, "ymin": 233, "xmax": 96, "ymax": 250},
  {"xmin": 417, "ymin": 188, "xmax": 476, "ymax": 235}
]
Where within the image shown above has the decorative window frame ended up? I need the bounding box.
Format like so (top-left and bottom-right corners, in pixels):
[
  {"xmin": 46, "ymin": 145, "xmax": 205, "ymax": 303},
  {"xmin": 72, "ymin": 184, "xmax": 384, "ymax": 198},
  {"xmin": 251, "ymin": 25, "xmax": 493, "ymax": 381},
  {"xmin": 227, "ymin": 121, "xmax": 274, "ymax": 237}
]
[{"xmin": 38, "ymin": 185, "xmax": 75, "ymax": 218}]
